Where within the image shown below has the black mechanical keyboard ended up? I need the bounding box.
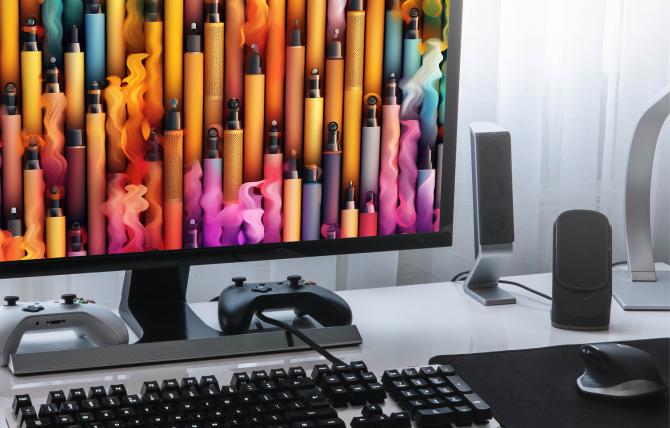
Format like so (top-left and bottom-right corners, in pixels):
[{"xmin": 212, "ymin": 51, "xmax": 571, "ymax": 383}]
[{"xmin": 7, "ymin": 362, "xmax": 497, "ymax": 428}]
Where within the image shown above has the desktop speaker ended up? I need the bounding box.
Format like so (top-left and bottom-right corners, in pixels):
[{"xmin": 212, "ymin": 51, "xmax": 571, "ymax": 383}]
[
  {"xmin": 463, "ymin": 122, "xmax": 516, "ymax": 306},
  {"xmin": 551, "ymin": 210, "xmax": 612, "ymax": 331}
]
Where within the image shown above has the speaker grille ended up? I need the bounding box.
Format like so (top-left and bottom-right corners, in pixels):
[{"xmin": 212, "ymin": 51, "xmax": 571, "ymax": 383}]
[
  {"xmin": 223, "ymin": 132, "xmax": 244, "ymax": 203},
  {"xmin": 474, "ymin": 132, "xmax": 514, "ymax": 245},
  {"xmin": 163, "ymin": 133, "xmax": 184, "ymax": 201}
]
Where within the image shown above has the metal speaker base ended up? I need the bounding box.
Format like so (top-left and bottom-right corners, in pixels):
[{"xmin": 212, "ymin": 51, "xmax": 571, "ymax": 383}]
[
  {"xmin": 464, "ymin": 282, "xmax": 517, "ymax": 306},
  {"xmin": 613, "ymin": 270, "xmax": 670, "ymax": 311}
]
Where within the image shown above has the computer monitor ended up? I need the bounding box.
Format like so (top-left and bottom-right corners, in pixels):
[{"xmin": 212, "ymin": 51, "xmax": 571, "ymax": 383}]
[{"xmin": 0, "ymin": 0, "xmax": 462, "ymax": 370}]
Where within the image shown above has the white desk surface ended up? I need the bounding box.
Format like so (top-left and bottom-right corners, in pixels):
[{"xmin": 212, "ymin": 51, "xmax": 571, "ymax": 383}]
[{"xmin": 3, "ymin": 268, "xmax": 670, "ymax": 427}]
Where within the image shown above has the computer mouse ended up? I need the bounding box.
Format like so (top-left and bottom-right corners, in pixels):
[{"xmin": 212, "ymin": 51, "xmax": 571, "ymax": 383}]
[{"xmin": 577, "ymin": 343, "xmax": 667, "ymax": 399}]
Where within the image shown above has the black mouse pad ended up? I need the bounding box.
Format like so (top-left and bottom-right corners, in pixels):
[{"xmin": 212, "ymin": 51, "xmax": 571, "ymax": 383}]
[{"xmin": 429, "ymin": 338, "xmax": 669, "ymax": 428}]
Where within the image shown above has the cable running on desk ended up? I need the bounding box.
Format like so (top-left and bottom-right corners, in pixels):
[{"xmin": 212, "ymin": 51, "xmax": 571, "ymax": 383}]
[{"xmin": 452, "ymin": 271, "xmax": 552, "ymax": 301}]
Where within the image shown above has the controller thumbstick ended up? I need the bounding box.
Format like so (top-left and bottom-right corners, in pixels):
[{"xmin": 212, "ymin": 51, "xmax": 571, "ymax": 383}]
[
  {"xmin": 61, "ymin": 294, "xmax": 77, "ymax": 305},
  {"xmin": 232, "ymin": 277, "xmax": 246, "ymax": 287},
  {"xmin": 4, "ymin": 296, "xmax": 19, "ymax": 306},
  {"xmin": 287, "ymin": 275, "xmax": 302, "ymax": 288}
]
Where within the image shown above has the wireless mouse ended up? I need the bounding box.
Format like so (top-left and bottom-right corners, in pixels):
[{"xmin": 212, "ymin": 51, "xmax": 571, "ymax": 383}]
[{"xmin": 577, "ymin": 343, "xmax": 667, "ymax": 399}]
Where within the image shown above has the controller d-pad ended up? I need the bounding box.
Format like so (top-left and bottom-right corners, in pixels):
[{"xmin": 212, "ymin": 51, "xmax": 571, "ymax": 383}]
[
  {"xmin": 22, "ymin": 305, "xmax": 45, "ymax": 313},
  {"xmin": 252, "ymin": 285, "xmax": 272, "ymax": 293}
]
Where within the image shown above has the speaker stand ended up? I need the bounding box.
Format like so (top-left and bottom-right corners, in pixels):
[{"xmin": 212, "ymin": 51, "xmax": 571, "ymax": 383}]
[
  {"xmin": 613, "ymin": 271, "xmax": 670, "ymax": 311},
  {"xmin": 463, "ymin": 243, "xmax": 516, "ymax": 305}
]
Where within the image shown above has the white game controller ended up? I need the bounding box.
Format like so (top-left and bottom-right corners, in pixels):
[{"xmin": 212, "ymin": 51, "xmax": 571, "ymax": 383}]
[{"xmin": 0, "ymin": 294, "xmax": 129, "ymax": 366}]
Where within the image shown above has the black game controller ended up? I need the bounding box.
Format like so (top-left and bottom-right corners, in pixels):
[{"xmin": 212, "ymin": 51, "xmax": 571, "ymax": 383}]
[{"xmin": 218, "ymin": 275, "xmax": 353, "ymax": 335}]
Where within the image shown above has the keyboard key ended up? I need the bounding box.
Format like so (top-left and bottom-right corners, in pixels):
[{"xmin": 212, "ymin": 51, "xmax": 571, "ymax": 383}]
[
  {"xmin": 453, "ymin": 405, "xmax": 474, "ymax": 425},
  {"xmin": 437, "ymin": 365, "xmax": 455, "ymax": 377},
  {"xmin": 361, "ymin": 404, "xmax": 383, "ymax": 418},
  {"xmin": 58, "ymin": 402, "xmax": 79, "ymax": 414},
  {"xmin": 18, "ymin": 406, "xmax": 38, "ymax": 427},
  {"xmin": 22, "ymin": 418, "xmax": 51, "ymax": 428},
  {"xmin": 406, "ymin": 399, "xmax": 429, "ymax": 414},
  {"xmin": 348, "ymin": 384, "xmax": 368, "ymax": 405},
  {"xmin": 358, "ymin": 372, "xmax": 377, "ymax": 384},
  {"xmin": 310, "ymin": 365, "xmax": 331, "ymax": 382},
  {"xmin": 463, "ymin": 393, "xmax": 493, "ymax": 422},
  {"xmin": 14, "ymin": 395, "xmax": 33, "ymax": 416},
  {"xmin": 180, "ymin": 377, "xmax": 198, "ymax": 391},
  {"xmin": 414, "ymin": 407, "xmax": 454, "ymax": 427},
  {"xmin": 251, "ymin": 370, "xmax": 269, "ymax": 383},
  {"xmin": 325, "ymin": 386, "xmax": 348, "ymax": 407},
  {"xmin": 161, "ymin": 379, "xmax": 180, "ymax": 392},
  {"xmin": 419, "ymin": 367, "xmax": 437, "ymax": 378},
  {"xmin": 381, "ymin": 370, "xmax": 402, "ymax": 386},
  {"xmin": 446, "ymin": 375, "xmax": 472, "ymax": 394},
  {"xmin": 38, "ymin": 404, "xmax": 59, "ymax": 420},
  {"xmin": 280, "ymin": 377, "xmax": 316, "ymax": 391},
  {"xmin": 270, "ymin": 368, "xmax": 289, "ymax": 382},
  {"xmin": 365, "ymin": 383, "xmax": 387, "ymax": 404},
  {"xmin": 88, "ymin": 387, "xmax": 107, "ymax": 401},
  {"xmin": 46, "ymin": 392, "xmax": 66, "ymax": 407},
  {"xmin": 316, "ymin": 418, "xmax": 345, "ymax": 428},
  {"xmin": 445, "ymin": 395, "xmax": 464, "ymax": 406},
  {"xmin": 199, "ymin": 376, "xmax": 219, "ymax": 390},
  {"xmin": 409, "ymin": 378, "xmax": 428, "ymax": 388},
  {"xmin": 288, "ymin": 367, "xmax": 307, "ymax": 379},
  {"xmin": 401, "ymin": 369, "xmax": 420, "ymax": 380},
  {"xmin": 349, "ymin": 361, "xmax": 368, "ymax": 373},
  {"xmin": 230, "ymin": 372, "xmax": 249, "ymax": 388},
  {"xmin": 54, "ymin": 414, "xmax": 74, "ymax": 427},
  {"xmin": 330, "ymin": 363, "xmax": 349, "ymax": 375},
  {"xmin": 67, "ymin": 389, "xmax": 86, "ymax": 403},
  {"xmin": 389, "ymin": 412, "xmax": 411, "ymax": 428},
  {"xmin": 435, "ymin": 386, "xmax": 454, "ymax": 397},
  {"xmin": 80, "ymin": 399, "xmax": 100, "ymax": 412}
]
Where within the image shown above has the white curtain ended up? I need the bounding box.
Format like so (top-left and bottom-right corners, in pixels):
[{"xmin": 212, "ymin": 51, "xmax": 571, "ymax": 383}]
[{"xmin": 1, "ymin": 0, "xmax": 668, "ymax": 306}]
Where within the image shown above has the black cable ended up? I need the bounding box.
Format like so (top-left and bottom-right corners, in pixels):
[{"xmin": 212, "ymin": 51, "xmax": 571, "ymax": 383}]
[
  {"xmin": 454, "ymin": 275, "xmax": 552, "ymax": 301},
  {"xmin": 451, "ymin": 271, "xmax": 470, "ymax": 282},
  {"xmin": 255, "ymin": 311, "xmax": 346, "ymax": 366},
  {"xmin": 498, "ymin": 280, "xmax": 552, "ymax": 301},
  {"xmin": 612, "ymin": 261, "xmax": 628, "ymax": 267}
]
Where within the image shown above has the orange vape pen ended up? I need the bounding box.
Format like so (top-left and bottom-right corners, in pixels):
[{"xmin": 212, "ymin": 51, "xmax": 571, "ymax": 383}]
[
  {"xmin": 303, "ymin": 68, "xmax": 324, "ymax": 168},
  {"xmin": 46, "ymin": 186, "xmax": 66, "ymax": 258},
  {"xmin": 324, "ymin": 30, "xmax": 344, "ymax": 142},
  {"xmin": 86, "ymin": 82, "xmax": 107, "ymax": 255},
  {"xmin": 163, "ymin": 99, "xmax": 184, "ymax": 250},
  {"xmin": 223, "ymin": 99, "xmax": 244, "ymax": 204},
  {"xmin": 244, "ymin": 45, "xmax": 266, "ymax": 183},
  {"xmin": 265, "ymin": 0, "xmax": 285, "ymax": 140},
  {"xmin": 204, "ymin": 0, "xmax": 224, "ymax": 132},
  {"xmin": 363, "ymin": 0, "xmax": 385, "ymax": 102},
  {"xmin": 224, "ymin": 0, "xmax": 244, "ymax": 110},
  {"xmin": 340, "ymin": 181, "xmax": 359, "ymax": 238},
  {"xmin": 65, "ymin": 26, "xmax": 85, "ymax": 131},
  {"xmin": 107, "ymin": 0, "xmax": 126, "ymax": 77},
  {"xmin": 342, "ymin": 0, "xmax": 366, "ymax": 198},
  {"xmin": 22, "ymin": 139, "xmax": 46, "ymax": 260},
  {"xmin": 21, "ymin": 18, "xmax": 43, "ymax": 136},
  {"xmin": 0, "ymin": 0, "xmax": 20, "ymax": 92},
  {"xmin": 184, "ymin": 23, "xmax": 204, "ymax": 167},
  {"xmin": 144, "ymin": 131, "xmax": 164, "ymax": 251},
  {"xmin": 284, "ymin": 21, "xmax": 305, "ymax": 164},
  {"xmin": 1, "ymin": 83, "xmax": 23, "ymax": 222},
  {"xmin": 282, "ymin": 153, "xmax": 302, "ymax": 242},
  {"xmin": 164, "ymin": 0, "xmax": 183, "ymax": 107},
  {"xmin": 144, "ymin": 0, "xmax": 164, "ymax": 130},
  {"xmin": 305, "ymin": 0, "xmax": 326, "ymax": 89}
]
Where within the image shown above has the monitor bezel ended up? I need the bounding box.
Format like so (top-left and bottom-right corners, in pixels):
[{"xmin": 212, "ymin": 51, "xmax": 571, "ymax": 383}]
[{"xmin": 0, "ymin": 0, "xmax": 463, "ymax": 280}]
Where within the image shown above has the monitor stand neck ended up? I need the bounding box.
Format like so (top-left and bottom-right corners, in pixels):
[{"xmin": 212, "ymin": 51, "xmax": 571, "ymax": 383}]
[{"xmin": 119, "ymin": 265, "xmax": 222, "ymax": 342}]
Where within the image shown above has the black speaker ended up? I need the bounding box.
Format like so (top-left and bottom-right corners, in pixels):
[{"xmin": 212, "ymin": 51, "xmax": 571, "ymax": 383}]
[
  {"xmin": 551, "ymin": 210, "xmax": 612, "ymax": 331},
  {"xmin": 464, "ymin": 123, "xmax": 516, "ymax": 306},
  {"xmin": 472, "ymin": 125, "xmax": 514, "ymax": 248}
]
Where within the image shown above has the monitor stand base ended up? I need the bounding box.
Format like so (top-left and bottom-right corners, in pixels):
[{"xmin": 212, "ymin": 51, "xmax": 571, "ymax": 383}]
[{"xmin": 613, "ymin": 270, "xmax": 670, "ymax": 311}]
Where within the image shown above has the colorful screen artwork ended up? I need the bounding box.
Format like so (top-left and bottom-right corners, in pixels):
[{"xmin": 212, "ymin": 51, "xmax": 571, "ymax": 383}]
[{"xmin": 0, "ymin": 0, "xmax": 450, "ymax": 260}]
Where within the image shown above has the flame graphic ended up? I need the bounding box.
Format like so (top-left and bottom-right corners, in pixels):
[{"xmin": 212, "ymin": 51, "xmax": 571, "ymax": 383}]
[
  {"xmin": 395, "ymin": 119, "xmax": 420, "ymax": 233},
  {"xmin": 102, "ymin": 173, "xmax": 129, "ymax": 254},
  {"xmin": 327, "ymin": 0, "xmax": 347, "ymax": 42},
  {"xmin": 105, "ymin": 76, "xmax": 129, "ymax": 173},
  {"xmin": 242, "ymin": 0, "xmax": 270, "ymax": 56},
  {"xmin": 124, "ymin": 0, "xmax": 145, "ymax": 54},
  {"xmin": 239, "ymin": 181, "xmax": 265, "ymax": 245},
  {"xmin": 41, "ymin": 91, "xmax": 68, "ymax": 193},
  {"xmin": 123, "ymin": 53, "xmax": 150, "ymax": 184},
  {"xmin": 184, "ymin": 161, "xmax": 204, "ymax": 236},
  {"xmin": 121, "ymin": 184, "xmax": 149, "ymax": 253}
]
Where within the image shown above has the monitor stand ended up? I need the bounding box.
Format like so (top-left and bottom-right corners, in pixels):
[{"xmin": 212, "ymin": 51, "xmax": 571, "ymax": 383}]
[
  {"xmin": 8, "ymin": 264, "xmax": 363, "ymax": 375},
  {"xmin": 119, "ymin": 265, "xmax": 221, "ymax": 342}
]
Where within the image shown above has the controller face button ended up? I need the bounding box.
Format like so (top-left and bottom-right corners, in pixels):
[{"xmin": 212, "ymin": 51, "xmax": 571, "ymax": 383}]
[
  {"xmin": 22, "ymin": 305, "xmax": 45, "ymax": 313},
  {"xmin": 252, "ymin": 286, "xmax": 272, "ymax": 293}
]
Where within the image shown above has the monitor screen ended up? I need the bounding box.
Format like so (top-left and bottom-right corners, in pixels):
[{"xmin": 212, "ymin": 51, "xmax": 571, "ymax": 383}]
[{"xmin": 0, "ymin": 0, "xmax": 460, "ymax": 277}]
